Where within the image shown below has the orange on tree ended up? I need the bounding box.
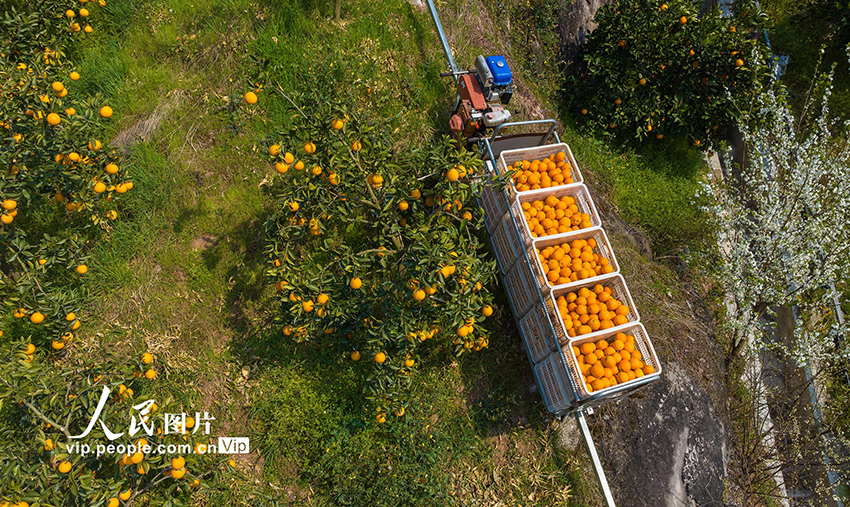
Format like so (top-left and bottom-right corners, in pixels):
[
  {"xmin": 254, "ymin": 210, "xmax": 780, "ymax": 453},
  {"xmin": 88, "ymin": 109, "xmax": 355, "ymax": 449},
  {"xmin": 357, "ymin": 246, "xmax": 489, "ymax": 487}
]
[{"xmin": 244, "ymin": 91, "xmax": 258, "ymax": 104}]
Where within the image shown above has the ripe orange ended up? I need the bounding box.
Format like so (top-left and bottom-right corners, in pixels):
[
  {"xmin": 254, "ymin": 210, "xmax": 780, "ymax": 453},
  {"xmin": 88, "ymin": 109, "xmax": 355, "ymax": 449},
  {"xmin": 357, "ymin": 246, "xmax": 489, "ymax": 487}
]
[
  {"xmin": 374, "ymin": 352, "xmax": 386, "ymax": 363},
  {"xmin": 76, "ymin": 264, "xmax": 88, "ymax": 274},
  {"xmin": 679, "ymin": 16, "xmax": 687, "ymax": 24},
  {"xmin": 275, "ymin": 162, "xmax": 288, "ymax": 174},
  {"xmin": 70, "ymin": 71, "xmax": 80, "ymax": 81},
  {"xmin": 119, "ymin": 490, "xmax": 131, "ymax": 501},
  {"xmin": 394, "ymin": 407, "xmax": 405, "ymax": 416},
  {"xmin": 172, "ymin": 456, "xmax": 186, "ymax": 469},
  {"xmin": 47, "ymin": 113, "xmax": 60, "ymax": 126},
  {"xmin": 269, "ymin": 144, "xmax": 281, "ymax": 156},
  {"xmin": 243, "ymin": 92, "xmax": 258, "ymax": 104},
  {"xmin": 144, "ymin": 369, "xmax": 156, "ymax": 379},
  {"xmin": 58, "ymin": 461, "xmax": 72, "ymax": 473},
  {"xmin": 330, "ymin": 118, "xmax": 344, "ymax": 130},
  {"xmin": 349, "ymin": 277, "xmax": 362, "ymax": 289},
  {"xmin": 107, "ymin": 499, "xmax": 119, "ymax": 507},
  {"xmin": 44, "ymin": 438, "xmax": 54, "ymax": 451},
  {"xmin": 171, "ymin": 467, "xmax": 186, "ymax": 479},
  {"xmin": 398, "ymin": 200, "xmax": 409, "ymax": 211},
  {"xmin": 376, "ymin": 413, "xmax": 386, "ymax": 423},
  {"xmin": 482, "ymin": 305, "xmax": 493, "ymax": 317},
  {"xmin": 99, "ymin": 106, "xmax": 113, "ymax": 118},
  {"xmin": 412, "ymin": 289, "xmax": 426, "ymax": 301},
  {"xmin": 142, "ymin": 352, "xmax": 153, "ymax": 364},
  {"xmin": 351, "ymin": 140, "xmax": 362, "ymax": 151},
  {"xmin": 302, "ymin": 300, "xmax": 314, "ymax": 312},
  {"xmin": 351, "ymin": 350, "xmax": 361, "ymax": 361},
  {"xmin": 735, "ymin": 59, "xmax": 744, "ymax": 67},
  {"xmin": 446, "ymin": 168, "xmax": 459, "ymax": 182},
  {"xmin": 24, "ymin": 344, "xmax": 35, "ymax": 354}
]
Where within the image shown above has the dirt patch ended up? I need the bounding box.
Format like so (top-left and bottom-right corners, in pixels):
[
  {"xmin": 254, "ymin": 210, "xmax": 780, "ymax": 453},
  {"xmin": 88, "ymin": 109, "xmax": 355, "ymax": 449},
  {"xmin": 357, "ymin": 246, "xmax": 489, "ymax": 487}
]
[
  {"xmin": 112, "ymin": 91, "xmax": 182, "ymax": 154},
  {"xmin": 190, "ymin": 234, "xmax": 218, "ymax": 251}
]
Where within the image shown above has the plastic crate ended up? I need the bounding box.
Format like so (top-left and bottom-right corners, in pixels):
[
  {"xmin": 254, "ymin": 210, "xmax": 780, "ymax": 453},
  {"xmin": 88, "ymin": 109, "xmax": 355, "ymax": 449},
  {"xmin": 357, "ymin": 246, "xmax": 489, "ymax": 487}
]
[
  {"xmin": 489, "ymin": 214, "xmax": 523, "ymax": 273},
  {"xmin": 518, "ymin": 302, "xmax": 559, "ymax": 363},
  {"xmin": 496, "ymin": 143, "xmax": 584, "ymax": 196},
  {"xmin": 478, "ymin": 180, "xmax": 508, "ymax": 230},
  {"xmin": 562, "ymin": 322, "xmax": 662, "ymax": 399},
  {"xmin": 533, "ymin": 352, "xmax": 575, "ymax": 413},
  {"xmin": 502, "ymin": 259, "xmax": 539, "ymax": 318},
  {"xmin": 527, "ymin": 227, "xmax": 620, "ymax": 291},
  {"xmin": 508, "ymin": 184, "xmax": 602, "ymax": 246},
  {"xmin": 549, "ymin": 273, "xmax": 641, "ymax": 345}
]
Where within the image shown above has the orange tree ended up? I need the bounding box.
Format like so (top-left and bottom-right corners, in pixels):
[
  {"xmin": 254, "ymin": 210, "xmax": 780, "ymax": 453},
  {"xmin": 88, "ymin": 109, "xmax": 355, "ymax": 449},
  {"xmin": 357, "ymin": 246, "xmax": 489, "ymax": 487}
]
[
  {"xmin": 0, "ymin": 340, "xmax": 212, "ymax": 505},
  {"xmin": 261, "ymin": 102, "xmax": 498, "ymax": 422},
  {"xmin": 567, "ymin": 0, "xmax": 770, "ymax": 146},
  {"xmin": 1, "ymin": 0, "xmax": 131, "ymax": 348}
]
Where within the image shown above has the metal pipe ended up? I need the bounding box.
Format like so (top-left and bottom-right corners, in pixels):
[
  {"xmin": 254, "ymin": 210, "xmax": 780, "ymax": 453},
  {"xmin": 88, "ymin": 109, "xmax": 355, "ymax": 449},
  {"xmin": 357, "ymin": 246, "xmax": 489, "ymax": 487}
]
[
  {"xmin": 425, "ymin": 0, "xmax": 458, "ymax": 77},
  {"xmin": 576, "ymin": 409, "xmax": 617, "ymax": 507}
]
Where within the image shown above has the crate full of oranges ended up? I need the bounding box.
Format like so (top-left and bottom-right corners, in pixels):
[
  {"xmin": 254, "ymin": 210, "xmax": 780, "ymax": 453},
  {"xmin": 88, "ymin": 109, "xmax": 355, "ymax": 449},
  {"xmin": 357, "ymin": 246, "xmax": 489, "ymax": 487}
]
[
  {"xmin": 510, "ymin": 184, "xmax": 601, "ymax": 245},
  {"xmin": 529, "ymin": 227, "xmax": 618, "ymax": 290},
  {"xmin": 498, "ymin": 144, "xmax": 584, "ymax": 195},
  {"xmin": 564, "ymin": 323, "xmax": 661, "ymax": 397}
]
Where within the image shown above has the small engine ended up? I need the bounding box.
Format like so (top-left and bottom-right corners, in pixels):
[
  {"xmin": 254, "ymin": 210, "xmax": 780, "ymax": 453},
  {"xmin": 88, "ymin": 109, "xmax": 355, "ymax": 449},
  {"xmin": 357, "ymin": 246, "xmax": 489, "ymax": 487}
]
[{"xmin": 450, "ymin": 55, "xmax": 513, "ymax": 139}]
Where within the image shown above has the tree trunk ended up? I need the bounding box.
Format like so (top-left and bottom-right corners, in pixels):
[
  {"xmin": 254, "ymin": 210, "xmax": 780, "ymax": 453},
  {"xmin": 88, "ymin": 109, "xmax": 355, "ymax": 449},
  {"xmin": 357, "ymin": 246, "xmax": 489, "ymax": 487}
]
[{"xmin": 334, "ymin": 0, "xmax": 341, "ymax": 21}]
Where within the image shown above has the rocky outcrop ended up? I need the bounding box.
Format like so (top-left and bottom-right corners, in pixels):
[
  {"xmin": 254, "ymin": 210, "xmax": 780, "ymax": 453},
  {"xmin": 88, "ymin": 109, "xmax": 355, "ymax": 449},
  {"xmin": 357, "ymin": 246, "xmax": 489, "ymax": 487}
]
[{"xmin": 559, "ymin": 0, "xmax": 613, "ymax": 74}]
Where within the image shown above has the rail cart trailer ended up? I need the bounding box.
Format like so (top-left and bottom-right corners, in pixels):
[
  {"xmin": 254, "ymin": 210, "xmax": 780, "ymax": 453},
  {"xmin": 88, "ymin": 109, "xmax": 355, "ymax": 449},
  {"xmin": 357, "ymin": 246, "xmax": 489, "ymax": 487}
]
[{"xmin": 425, "ymin": 2, "xmax": 664, "ymax": 505}]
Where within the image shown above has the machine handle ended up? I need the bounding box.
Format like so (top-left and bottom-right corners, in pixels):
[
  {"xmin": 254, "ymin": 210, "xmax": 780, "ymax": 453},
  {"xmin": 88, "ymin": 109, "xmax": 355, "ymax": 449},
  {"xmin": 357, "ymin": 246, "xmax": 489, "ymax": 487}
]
[{"xmin": 439, "ymin": 69, "xmax": 478, "ymax": 78}]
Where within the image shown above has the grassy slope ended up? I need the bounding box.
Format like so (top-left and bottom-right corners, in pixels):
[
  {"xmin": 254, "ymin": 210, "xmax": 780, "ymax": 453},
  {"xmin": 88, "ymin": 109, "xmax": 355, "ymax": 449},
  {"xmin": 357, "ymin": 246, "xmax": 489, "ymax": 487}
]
[{"xmin": 79, "ymin": 0, "xmax": 602, "ymax": 504}]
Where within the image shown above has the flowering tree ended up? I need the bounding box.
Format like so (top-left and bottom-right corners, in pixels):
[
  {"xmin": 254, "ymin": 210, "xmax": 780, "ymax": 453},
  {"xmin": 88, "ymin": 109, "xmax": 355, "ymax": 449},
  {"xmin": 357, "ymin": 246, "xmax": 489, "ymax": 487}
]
[
  {"xmin": 706, "ymin": 67, "xmax": 850, "ymax": 502},
  {"xmin": 708, "ymin": 78, "xmax": 849, "ymax": 362}
]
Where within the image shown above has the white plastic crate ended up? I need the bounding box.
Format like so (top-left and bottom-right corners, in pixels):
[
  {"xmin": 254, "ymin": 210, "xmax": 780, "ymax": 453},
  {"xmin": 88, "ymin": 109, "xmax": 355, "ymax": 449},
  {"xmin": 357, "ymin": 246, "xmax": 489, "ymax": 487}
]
[
  {"xmin": 496, "ymin": 143, "xmax": 584, "ymax": 196},
  {"xmin": 479, "ymin": 181, "xmax": 508, "ymax": 230},
  {"xmin": 508, "ymin": 184, "xmax": 602, "ymax": 246},
  {"xmin": 518, "ymin": 302, "xmax": 559, "ymax": 363},
  {"xmin": 533, "ymin": 353, "xmax": 574, "ymax": 413},
  {"xmin": 562, "ymin": 322, "xmax": 662, "ymax": 399},
  {"xmin": 489, "ymin": 214, "xmax": 523, "ymax": 274},
  {"xmin": 548, "ymin": 273, "xmax": 641, "ymax": 346},
  {"xmin": 502, "ymin": 259, "xmax": 539, "ymax": 318},
  {"xmin": 527, "ymin": 227, "xmax": 620, "ymax": 291}
]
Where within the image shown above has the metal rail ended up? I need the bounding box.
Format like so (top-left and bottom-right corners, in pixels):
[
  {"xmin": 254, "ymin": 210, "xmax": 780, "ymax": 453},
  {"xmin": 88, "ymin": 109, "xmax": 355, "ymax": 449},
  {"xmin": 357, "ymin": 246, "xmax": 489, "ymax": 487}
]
[{"xmin": 425, "ymin": 0, "xmax": 458, "ymax": 77}]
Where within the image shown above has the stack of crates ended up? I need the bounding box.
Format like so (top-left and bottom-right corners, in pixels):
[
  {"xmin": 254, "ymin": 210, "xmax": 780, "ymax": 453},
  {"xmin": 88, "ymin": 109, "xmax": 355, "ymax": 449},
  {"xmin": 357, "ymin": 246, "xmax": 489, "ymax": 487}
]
[{"xmin": 478, "ymin": 143, "xmax": 662, "ymax": 414}]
